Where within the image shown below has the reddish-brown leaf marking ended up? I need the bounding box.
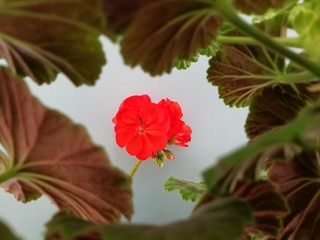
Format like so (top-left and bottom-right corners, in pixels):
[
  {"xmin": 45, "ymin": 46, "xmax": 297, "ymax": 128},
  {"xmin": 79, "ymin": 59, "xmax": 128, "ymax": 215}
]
[{"xmin": 0, "ymin": 68, "xmax": 132, "ymax": 223}]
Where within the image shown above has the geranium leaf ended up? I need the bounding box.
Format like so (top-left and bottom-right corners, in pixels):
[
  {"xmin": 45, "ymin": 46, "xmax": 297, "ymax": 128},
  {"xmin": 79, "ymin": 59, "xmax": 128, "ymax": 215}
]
[
  {"xmin": 174, "ymin": 41, "xmax": 220, "ymax": 70},
  {"xmin": 45, "ymin": 198, "xmax": 253, "ymax": 240},
  {"xmin": 269, "ymin": 152, "xmax": 320, "ymax": 239},
  {"xmin": 102, "ymin": 0, "xmax": 143, "ymax": 41},
  {"xmin": 233, "ymin": 180, "xmax": 289, "ymax": 239},
  {"xmin": 0, "ymin": 68, "xmax": 132, "ymax": 223},
  {"xmin": 203, "ymin": 101, "xmax": 320, "ymax": 194},
  {"xmin": 245, "ymin": 85, "xmax": 318, "ymax": 139},
  {"xmin": 164, "ymin": 176, "xmax": 207, "ymax": 202},
  {"xmin": 233, "ymin": 0, "xmax": 290, "ymax": 15},
  {"xmin": 0, "ymin": 219, "xmax": 21, "ymax": 240},
  {"xmin": 288, "ymin": 1, "xmax": 320, "ymax": 65},
  {"xmin": 120, "ymin": 0, "xmax": 223, "ymax": 76},
  {"xmin": 0, "ymin": 0, "xmax": 106, "ymax": 85},
  {"xmin": 207, "ymin": 42, "xmax": 283, "ymax": 107},
  {"xmin": 45, "ymin": 213, "xmax": 100, "ymax": 240}
]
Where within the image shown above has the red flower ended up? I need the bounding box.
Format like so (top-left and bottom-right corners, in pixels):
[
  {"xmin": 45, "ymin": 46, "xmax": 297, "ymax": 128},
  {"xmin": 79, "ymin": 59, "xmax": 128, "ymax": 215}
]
[
  {"xmin": 158, "ymin": 98, "xmax": 192, "ymax": 147},
  {"xmin": 171, "ymin": 124, "xmax": 192, "ymax": 147},
  {"xmin": 113, "ymin": 95, "xmax": 170, "ymax": 160},
  {"xmin": 113, "ymin": 95, "xmax": 192, "ymax": 163}
]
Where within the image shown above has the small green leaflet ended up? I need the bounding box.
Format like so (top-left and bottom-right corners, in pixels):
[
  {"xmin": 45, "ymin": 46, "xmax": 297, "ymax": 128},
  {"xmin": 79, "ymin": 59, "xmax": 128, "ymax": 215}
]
[
  {"xmin": 174, "ymin": 41, "xmax": 220, "ymax": 70},
  {"xmin": 164, "ymin": 176, "xmax": 207, "ymax": 202}
]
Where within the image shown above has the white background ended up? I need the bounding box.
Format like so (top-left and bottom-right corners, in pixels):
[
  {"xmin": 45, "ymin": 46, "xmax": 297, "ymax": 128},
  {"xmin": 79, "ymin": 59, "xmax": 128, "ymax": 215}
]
[{"xmin": 0, "ymin": 37, "xmax": 248, "ymax": 240}]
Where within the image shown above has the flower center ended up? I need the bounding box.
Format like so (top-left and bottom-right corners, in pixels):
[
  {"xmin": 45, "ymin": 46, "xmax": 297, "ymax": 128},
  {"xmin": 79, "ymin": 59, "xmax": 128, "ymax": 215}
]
[{"xmin": 137, "ymin": 125, "xmax": 145, "ymax": 134}]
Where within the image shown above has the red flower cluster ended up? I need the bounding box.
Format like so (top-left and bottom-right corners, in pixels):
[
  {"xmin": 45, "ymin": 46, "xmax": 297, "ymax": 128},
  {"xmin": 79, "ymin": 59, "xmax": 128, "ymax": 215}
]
[{"xmin": 113, "ymin": 95, "xmax": 192, "ymax": 162}]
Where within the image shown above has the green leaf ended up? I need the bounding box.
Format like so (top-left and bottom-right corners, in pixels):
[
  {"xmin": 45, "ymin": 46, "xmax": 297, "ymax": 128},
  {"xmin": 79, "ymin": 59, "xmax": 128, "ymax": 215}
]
[
  {"xmin": 269, "ymin": 151, "xmax": 320, "ymax": 239},
  {"xmin": 207, "ymin": 40, "xmax": 284, "ymax": 107},
  {"xmin": 245, "ymin": 85, "xmax": 318, "ymax": 139},
  {"xmin": 174, "ymin": 41, "xmax": 220, "ymax": 70},
  {"xmin": 121, "ymin": 0, "xmax": 223, "ymax": 76},
  {"xmin": 0, "ymin": 67, "xmax": 132, "ymax": 223},
  {"xmin": 45, "ymin": 198, "xmax": 253, "ymax": 240},
  {"xmin": 233, "ymin": 0, "xmax": 291, "ymax": 15},
  {"xmin": 45, "ymin": 213, "xmax": 100, "ymax": 240},
  {"xmin": 0, "ymin": 0, "xmax": 106, "ymax": 85},
  {"xmin": 203, "ymin": 101, "xmax": 320, "ymax": 194},
  {"xmin": 288, "ymin": 1, "xmax": 320, "ymax": 65},
  {"xmin": 173, "ymin": 54, "xmax": 199, "ymax": 70},
  {"xmin": 164, "ymin": 176, "xmax": 207, "ymax": 202},
  {"xmin": 0, "ymin": 219, "xmax": 21, "ymax": 240}
]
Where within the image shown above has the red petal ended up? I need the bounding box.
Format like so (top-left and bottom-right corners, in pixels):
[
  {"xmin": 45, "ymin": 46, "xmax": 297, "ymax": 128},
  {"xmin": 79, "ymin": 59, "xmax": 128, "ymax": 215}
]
[
  {"xmin": 115, "ymin": 127, "xmax": 137, "ymax": 147},
  {"xmin": 126, "ymin": 134, "xmax": 143, "ymax": 155}
]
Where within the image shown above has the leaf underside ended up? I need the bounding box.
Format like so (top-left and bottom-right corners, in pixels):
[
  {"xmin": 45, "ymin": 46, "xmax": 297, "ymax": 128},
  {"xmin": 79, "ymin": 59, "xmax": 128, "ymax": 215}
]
[
  {"xmin": 121, "ymin": 0, "xmax": 223, "ymax": 76},
  {"xmin": 0, "ymin": 0, "xmax": 106, "ymax": 85},
  {"xmin": 269, "ymin": 152, "xmax": 320, "ymax": 239},
  {"xmin": 233, "ymin": 180, "xmax": 289, "ymax": 239},
  {"xmin": 0, "ymin": 67, "xmax": 132, "ymax": 223},
  {"xmin": 207, "ymin": 41, "xmax": 283, "ymax": 107},
  {"xmin": 245, "ymin": 84, "xmax": 318, "ymax": 139}
]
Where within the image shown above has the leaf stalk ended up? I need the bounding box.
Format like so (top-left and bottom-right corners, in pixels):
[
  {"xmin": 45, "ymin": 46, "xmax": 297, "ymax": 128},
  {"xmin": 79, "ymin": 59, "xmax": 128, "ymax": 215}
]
[
  {"xmin": 213, "ymin": 1, "xmax": 320, "ymax": 78},
  {"xmin": 130, "ymin": 160, "xmax": 143, "ymax": 178}
]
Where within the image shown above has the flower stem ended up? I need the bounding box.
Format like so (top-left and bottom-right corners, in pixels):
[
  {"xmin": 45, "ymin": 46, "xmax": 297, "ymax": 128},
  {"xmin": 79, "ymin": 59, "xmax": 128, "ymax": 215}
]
[
  {"xmin": 213, "ymin": 1, "xmax": 320, "ymax": 77},
  {"xmin": 130, "ymin": 160, "xmax": 143, "ymax": 178},
  {"xmin": 216, "ymin": 36, "xmax": 302, "ymax": 48}
]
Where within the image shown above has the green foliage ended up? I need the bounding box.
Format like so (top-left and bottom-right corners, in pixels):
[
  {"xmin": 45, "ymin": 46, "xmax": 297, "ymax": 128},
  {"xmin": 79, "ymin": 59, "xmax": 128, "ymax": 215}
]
[
  {"xmin": 233, "ymin": 0, "xmax": 291, "ymax": 15},
  {"xmin": 174, "ymin": 41, "xmax": 220, "ymax": 70},
  {"xmin": 45, "ymin": 198, "xmax": 253, "ymax": 240},
  {"xmin": 164, "ymin": 176, "xmax": 207, "ymax": 202},
  {"xmin": 0, "ymin": 220, "xmax": 21, "ymax": 240},
  {"xmin": 1, "ymin": 0, "xmax": 320, "ymax": 239},
  {"xmin": 289, "ymin": 1, "xmax": 320, "ymax": 64},
  {"xmin": 203, "ymin": 101, "xmax": 320, "ymax": 194}
]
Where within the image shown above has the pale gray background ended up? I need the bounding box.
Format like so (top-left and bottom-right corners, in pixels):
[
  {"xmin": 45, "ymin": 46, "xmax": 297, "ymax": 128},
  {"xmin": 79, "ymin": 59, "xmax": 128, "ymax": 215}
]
[{"xmin": 0, "ymin": 37, "xmax": 248, "ymax": 240}]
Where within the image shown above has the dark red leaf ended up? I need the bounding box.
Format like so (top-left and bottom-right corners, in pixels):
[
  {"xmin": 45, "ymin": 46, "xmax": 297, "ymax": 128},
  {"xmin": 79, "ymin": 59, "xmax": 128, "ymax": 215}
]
[
  {"xmin": 233, "ymin": 180, "xmax": 289, "ymax": 239},
  {"xmin": 121, "ymin": 0, "xmax": 223, "ymax": 75},
  {"xmin": 245, "ymin": 85, "xmax": 318, "ymax": 139},
  {"xmin": 269, "ymin": 151, "xmax": 320, "ymax": 239},
  {"xmin": 207, "ymin": 42, "xmax": 283, "ymax": 107},
  {"xmin": 0, "ymin": 0, "xmax": 105, "ymax": 85},
  {"xmin": 0, "ymin": 67, "xmax": 132, "ymax": 223},
  {"xmin": 102, "ymin": 0, "xmax": 143, "ymax": 40}
]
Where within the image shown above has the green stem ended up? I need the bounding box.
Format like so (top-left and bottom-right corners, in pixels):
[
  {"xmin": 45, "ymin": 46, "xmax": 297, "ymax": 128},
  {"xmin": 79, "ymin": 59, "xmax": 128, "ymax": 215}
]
[
  {"xmin": 0, "ymin": 167, "xmax": 17, "ymax": 184},
  {"xmin": 217, "ymin": 36, "xmax": 302, "ymax": 48},
  {"xmin": 130, "ymin": 160, "xmax": 143, "ymax": 178},
  {"xmin": 281, "ymin": 71, "xmax": 318, "ymax": 83},
  {"xmin": 214, "ymin": 1, "xmax": 320, "ymax": 77}
]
